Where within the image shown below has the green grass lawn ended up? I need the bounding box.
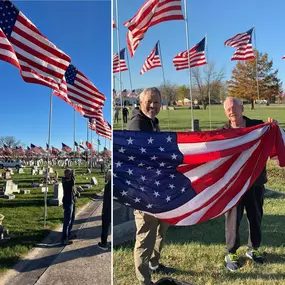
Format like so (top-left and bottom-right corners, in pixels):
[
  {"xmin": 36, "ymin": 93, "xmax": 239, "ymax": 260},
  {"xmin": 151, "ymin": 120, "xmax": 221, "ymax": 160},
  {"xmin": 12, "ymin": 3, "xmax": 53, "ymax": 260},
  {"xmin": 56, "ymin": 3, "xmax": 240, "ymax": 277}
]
[
  {"xmin": 114, "ymin": 104, "xmax": 285, "ymax": 131},
  {"xmin": 0, "ymin": 166, "xmax": 104, "ymax": 274},
  {"xmin": 114, "ymin": 105, "xmax": 285, "ymax": 284},
  {"xmin": 114, "ymin": 191, "xmax": 285, "ymax": 285}
]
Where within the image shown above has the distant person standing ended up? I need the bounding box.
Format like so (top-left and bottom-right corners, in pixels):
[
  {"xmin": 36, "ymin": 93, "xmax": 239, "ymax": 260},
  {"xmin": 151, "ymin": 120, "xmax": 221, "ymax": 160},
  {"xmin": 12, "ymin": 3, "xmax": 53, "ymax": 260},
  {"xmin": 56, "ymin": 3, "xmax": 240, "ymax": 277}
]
[
  {"xmin": 98, "ymin": 169, "xmax": 111, "ymax": 250},
  {"xmin": 114, "ymin": 105, "xmax": 119, "ymax": 123},
  {"xmin": 61, "ymin": 169, "xmax": 79, "ymax": 245},
  {"xmin": 122, "ymin": 106, "xmax": 129, "ymax": 124}
]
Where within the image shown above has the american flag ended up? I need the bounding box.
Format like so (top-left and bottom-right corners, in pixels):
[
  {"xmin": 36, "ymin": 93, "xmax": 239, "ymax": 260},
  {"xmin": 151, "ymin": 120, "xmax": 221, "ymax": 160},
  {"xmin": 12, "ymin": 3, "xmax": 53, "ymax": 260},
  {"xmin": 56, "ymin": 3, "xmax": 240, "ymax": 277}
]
[
  {"xmin": 86, "ymin": 141, "xmax": 93, "ymax": 150},
  {"xmin": 113, "ymin": 48, "xmax": 128, "ymax": 73},
  {"xmin": 53, "ymin": 64, "xmax": 105, "ymax": 114},
  {"xmin": 282, "ymin": 55, "xmax": 285, "ymax": 60},
  {"xmin": 224, "ymin": 28, "xmax": 255, "ymax": 61},
  {"xmin": 62, "ymin": 143, "xmax": 72, "ymax": 153},
  {"xmin": 52, "ymin": 146, "xmax": 60, "ymax": 155},
  {"xmin": 89, "ymin": 117, "xmax": 112, "ymax": 141},
  {"xmin": 140, "ymin": 41, "xmax": 162, "ymax": 75},
  {"xmin": 124, "ymin": 0, "xmax": 184, "ymax": 57},
  {"xmin": 127, "ymin": 89, "xmax": 137, "ymax": 98},
  {"xmin": 173, "ymin": 37, "xmax": 207, "ymax": 71},
  {"xmin": 113, "ymin": 123, "xmax": 285, "ymax": 225},
  {"xmin": 0, "ymin": 0, "xmax": 71, "ymax": 90}
]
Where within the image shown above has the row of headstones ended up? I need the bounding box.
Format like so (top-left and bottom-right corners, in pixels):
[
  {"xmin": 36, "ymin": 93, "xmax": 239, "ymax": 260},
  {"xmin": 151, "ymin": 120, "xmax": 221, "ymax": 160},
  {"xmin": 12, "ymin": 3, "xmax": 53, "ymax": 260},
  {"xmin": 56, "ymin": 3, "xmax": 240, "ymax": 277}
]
[
  {"xmin": 0, "ymin": 177, "xmax": 99, "ymax": 201},
  {"xmin": 46, "ymin": 176, "xmax": 98, "ymax": 206}
]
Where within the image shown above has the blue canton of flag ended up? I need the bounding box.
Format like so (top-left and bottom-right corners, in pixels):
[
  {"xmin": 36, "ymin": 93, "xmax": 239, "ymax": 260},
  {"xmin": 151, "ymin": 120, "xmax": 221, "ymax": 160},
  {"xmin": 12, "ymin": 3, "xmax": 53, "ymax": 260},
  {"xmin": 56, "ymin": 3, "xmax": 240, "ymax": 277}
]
[
  {"xmin": 113, "ymin": 131, "xmax": 196, "ymax": 214},
  {"xmin": 65, "ymin": 64, "xmax": 78, "ymax": 85}
]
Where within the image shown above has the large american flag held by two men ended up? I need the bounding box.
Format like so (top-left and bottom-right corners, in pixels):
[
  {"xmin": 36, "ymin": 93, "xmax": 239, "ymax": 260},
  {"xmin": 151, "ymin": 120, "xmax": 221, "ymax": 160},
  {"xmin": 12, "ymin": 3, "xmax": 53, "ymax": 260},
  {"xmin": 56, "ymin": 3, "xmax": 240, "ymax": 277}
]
[
  {"xmin": 224, "ymin": 28, "xmax": 255, "ymax": 61},
  {"xmin": 0, "ymin": 0, "xmax": 71, "ymax": 90},
  {"xmin": 124, "ymin": 0, "xmax": 184, "ymax": 57},
  {"xmin": 173, "ymin": 37, "xmax": 207, "ymax": 70},
  {"xmin": 113, "ymin": 124, "xmax": 285, "ymax": 226}
]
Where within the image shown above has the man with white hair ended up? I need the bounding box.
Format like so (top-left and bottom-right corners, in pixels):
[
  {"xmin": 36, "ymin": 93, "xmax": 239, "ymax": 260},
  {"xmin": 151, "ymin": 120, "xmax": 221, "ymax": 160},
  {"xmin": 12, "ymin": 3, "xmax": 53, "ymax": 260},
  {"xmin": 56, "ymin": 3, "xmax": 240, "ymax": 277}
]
[
  {"xmin": 222, "ymin": 96, "xmax": 276, "ymax": 271},
  {"xmin": 128, "ymin": 87, "xmax": 171, "ymax": 285}
]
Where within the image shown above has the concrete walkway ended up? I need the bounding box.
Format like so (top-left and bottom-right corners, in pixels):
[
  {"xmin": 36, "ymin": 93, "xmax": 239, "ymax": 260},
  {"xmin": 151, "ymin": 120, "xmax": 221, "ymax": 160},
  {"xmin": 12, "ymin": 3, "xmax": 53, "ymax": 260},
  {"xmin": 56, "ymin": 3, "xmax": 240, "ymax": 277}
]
[{"xmin": 1, "ymin": 198, "xmax": 111, "ymax": 285}]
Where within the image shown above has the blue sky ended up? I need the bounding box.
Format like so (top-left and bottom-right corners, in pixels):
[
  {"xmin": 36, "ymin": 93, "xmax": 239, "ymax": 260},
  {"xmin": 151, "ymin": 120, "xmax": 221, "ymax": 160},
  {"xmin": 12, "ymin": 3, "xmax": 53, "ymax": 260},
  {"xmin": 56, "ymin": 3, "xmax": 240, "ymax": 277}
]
[
  {"xmin": 0, "ymin": 0, "xmax": 111, "ymax": 151},
  {"xmin": 114, "ymin": 0, "xmax": 285, "ymax": 91}
]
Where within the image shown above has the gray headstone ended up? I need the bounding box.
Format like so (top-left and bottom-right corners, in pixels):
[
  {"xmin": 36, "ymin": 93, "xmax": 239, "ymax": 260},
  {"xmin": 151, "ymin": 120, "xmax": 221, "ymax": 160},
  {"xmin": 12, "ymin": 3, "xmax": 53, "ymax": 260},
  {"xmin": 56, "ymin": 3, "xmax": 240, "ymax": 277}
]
[
  {"xmin": 31, "ymin": 169, "xmax": 37, "ymax": 176},
  {"xmin": 38, "ymin": 170, "xmax": 43, "ymax": 175},
  {"xmin": 49, "ymin": 183, "xmax": 63, "ymax": 206},
  {"xmin": 77, "ymin": 186, "xmax": 84, "ymax": 192},
  {"xmin": 90, "ymin": 177, "xmax": 98, "ymax": 186},
  {"xmin": 86, "ymin": 168, "xmax": 91, "ymax": 174},
  {"xmin": 33, "ymin": 166, "xmax": 38, "ymax": 171},
  {"xmin": 2, "ymin": 180, "xmax": 19, "ymax": 195},
  {"xmin": 17, "ymin": 168, "xmax": 24, "ymax": 174},
  {"xmin": 41, "ymin": 187, "xmax": 49, "ymax": 193},
  {"xmin": 48, "ymin": 167, "xmax": 54, "ymax": 174},
  {"xmin": 20, "ymin": 189, "xmax": 30, "ymax": 194}
]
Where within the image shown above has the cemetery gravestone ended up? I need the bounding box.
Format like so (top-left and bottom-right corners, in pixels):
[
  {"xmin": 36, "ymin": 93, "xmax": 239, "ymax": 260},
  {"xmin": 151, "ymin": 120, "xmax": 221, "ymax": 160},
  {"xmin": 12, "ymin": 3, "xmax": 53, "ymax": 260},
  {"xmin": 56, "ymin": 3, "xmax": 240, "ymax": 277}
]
[
  {"xmin": 41, "ymin": 187, "xmax": 49, "ymax": 193},
  {"xmin": 49, "ymin": 183, "xmax": 63, "ymax": 206},
  {"xmin": 17, "ymin": 168, "xmax": 24, "ymax": 174},
  {"xmin": 31, "ymin": 169, "xmax": 37, "ymax": 176},
  {"xmin": 48, "ymin": 167, "xmax": 54, "ymax": 174},
  {"xmin": 90, "ymin": 177, "xmax": 98, "ymax": 186}
]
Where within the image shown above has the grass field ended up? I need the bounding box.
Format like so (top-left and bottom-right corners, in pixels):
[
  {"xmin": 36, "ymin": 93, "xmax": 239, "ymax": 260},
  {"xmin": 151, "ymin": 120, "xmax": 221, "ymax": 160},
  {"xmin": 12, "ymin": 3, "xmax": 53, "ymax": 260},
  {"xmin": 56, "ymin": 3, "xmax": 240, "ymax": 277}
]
[
  {"xmin": 113, "ymin": 104, "xmax": 285, "ymax": 284},
  {"xmin": 0, "ymin": 166, "xmax": 104, "ymax": 274},
  {"xmin": 114, "ymin": 104, "xmax": 285, "ymax": 131}
]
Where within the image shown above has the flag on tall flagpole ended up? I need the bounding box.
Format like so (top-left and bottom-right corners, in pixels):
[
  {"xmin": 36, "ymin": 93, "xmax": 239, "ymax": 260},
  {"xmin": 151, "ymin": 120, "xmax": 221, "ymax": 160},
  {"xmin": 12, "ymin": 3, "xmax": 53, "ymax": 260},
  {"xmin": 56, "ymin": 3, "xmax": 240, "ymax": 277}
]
[
  {"xmin": 113, "ymin": 18, "xmax": 116, "ymax": 28},
  {"xmin": 62, "ymin": 143, "xmax": 72, "ymax": 153},
  {"xmin": 124, "ymin": 0, "xmax": 184, "ymax": 57},
  {"xmin": 0, "ymin": 0, "xmax": 71, "ymax": 91},
  {"xmin": 224, "ymin": 28, "xmax": 255, "ymax": 61},
  {"xmin": 140, "ymin": 41, "xmax": 162, "ymax": 75},
  {"xmin": 53, "ymin": 64, "xmax": 106, "ymax": 114},
  {"xmin": 173, "ymin": 37, "xmax": 207, "ymax": 71},
  {"xmin": 113, "ymin": 48, "xmax": 128, "ymax": 73}
]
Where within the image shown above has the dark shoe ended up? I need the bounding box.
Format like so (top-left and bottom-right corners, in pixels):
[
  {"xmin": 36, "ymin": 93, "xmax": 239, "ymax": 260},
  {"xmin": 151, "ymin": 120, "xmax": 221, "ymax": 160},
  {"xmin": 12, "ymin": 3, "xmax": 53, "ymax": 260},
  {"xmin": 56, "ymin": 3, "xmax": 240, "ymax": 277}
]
[
  {"xmin": 98, "ymin": 242, "xmax": 108, "ymax": 251},
  {"xmin": 61, "ymin": 239, "xmax": 73, "ymax": 246},
  {"xmin": 245, "ymin": 248, "xmax": 265, "ymax": 264},
  {"xmin": 68, "ymin": 233, "xmax": 77, "ymax": 240},
  {"xmin": 149, "ymin": 264, "xmax": 176, "ymax": 274},
  {"xmin": 224, "ymin": 253, "xmax": 240, "ymax": 272}
]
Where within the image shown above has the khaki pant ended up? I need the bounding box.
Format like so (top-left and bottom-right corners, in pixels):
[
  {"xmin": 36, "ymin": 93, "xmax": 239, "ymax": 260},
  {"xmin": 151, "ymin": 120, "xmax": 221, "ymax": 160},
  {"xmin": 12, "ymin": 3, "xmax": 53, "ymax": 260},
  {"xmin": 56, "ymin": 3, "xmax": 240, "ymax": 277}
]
[{"xmin": 134, "ymin": 210, "xmax": 169, "ymax": 285}]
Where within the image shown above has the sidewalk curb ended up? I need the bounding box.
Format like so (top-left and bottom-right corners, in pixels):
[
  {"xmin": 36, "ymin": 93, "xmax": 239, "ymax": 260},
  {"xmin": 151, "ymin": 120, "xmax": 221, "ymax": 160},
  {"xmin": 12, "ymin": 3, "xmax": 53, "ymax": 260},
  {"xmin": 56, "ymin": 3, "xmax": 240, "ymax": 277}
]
[{"xmin": 0, "ymin": 193, "xmax": 104, "ymax": 285}]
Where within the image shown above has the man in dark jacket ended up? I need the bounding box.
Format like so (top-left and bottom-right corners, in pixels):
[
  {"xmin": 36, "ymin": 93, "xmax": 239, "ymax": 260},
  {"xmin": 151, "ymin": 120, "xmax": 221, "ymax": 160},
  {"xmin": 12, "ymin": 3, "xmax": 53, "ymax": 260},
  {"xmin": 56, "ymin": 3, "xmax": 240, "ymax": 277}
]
[
  {"xmin": 222, "ymin": 97, "xmax": 277, "ymax": 271},
  {"xmin": 128, "ymin": 87, "xmax": 170, "ymax": 285},
  {"xmin": 122, "ymin": 106, "xmax": 129, "ymax": 124},
  {"xmin": 61, "ymin": 168, "xmax": 79, "ymax": 245},
  {"xmin": 98, "ymin": 169, "xmax": 111, "ymax": 250}
]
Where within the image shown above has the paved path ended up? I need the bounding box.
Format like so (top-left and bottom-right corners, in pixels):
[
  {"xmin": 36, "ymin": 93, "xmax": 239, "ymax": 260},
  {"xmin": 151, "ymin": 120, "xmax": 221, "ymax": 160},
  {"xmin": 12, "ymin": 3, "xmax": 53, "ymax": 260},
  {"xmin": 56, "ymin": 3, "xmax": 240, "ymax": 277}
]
[{"xmin": 1, "ymin": 198, "xmax": 111, "ymax": 285}]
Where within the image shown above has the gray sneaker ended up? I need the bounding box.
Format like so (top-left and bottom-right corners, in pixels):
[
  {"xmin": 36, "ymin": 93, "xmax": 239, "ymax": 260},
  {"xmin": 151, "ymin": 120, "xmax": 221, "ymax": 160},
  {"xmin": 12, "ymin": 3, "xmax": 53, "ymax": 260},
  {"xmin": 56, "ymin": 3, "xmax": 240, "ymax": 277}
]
[{"xmin": 224, "ymin": 253, "xmax": 240, "ymax": 271}]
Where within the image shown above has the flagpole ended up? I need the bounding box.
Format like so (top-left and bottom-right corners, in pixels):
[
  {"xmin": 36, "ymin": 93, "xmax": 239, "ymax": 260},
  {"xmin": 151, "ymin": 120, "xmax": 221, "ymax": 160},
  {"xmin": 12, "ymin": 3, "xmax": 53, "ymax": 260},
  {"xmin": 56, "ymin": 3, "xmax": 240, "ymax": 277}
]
[
  {"xmin": 90, "ymin": 130, "xmax": 93, "ymax": 171},
  {"xmin": 126, "ymin": 47, "xmax": 133, "ymax": 92},
  {"xmin": 86, "ymin": 120, "xmax": 89, "ymax": 168},
  {"xmin": 253, "ymin": 25, "xmax": 260, "ymax": 113},
  {"xmin": 44, "ymin": 89, "xmax": 53, "ymax": 227},
  {"xmin": 205, "ymin": 34, "xmax": 212, "ymax": 130},
  {"xmin": 157, "ymin": 40, "xmax": 170, "ymax": 131},
  {"xmin": 183, "ymin": 0, "xmax": 194, "ymax": 131},
  {"xmin": 73, "ymin": 108, "xmax": 76, "ymax": 166},
  {"xmin": 115, "ymin": 0, "xmax": 123, "ymax": 130}
]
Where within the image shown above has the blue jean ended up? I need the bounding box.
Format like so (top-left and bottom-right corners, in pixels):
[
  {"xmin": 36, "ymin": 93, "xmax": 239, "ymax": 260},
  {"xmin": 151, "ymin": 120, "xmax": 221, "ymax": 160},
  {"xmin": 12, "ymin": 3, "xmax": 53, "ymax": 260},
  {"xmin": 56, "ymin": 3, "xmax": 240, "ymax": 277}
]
[{"xmin": 61, "ymin": 203, "xmax": 75, "ymax": 241}]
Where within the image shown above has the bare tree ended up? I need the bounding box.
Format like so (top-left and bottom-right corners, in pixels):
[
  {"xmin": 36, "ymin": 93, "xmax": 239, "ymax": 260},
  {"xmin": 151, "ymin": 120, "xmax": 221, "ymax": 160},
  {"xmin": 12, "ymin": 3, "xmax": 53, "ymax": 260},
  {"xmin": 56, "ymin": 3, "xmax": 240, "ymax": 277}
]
[
  {"xmin": 159, "ymin": 81, "xmax": 178, "ymax": 106},
  {"xmin": 192, "ymin": 62, "xmax": 224, "ymax": 109},
  {"xmin": 0, "ymin": 136, "xmax": 21, "ymax": 148}
]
